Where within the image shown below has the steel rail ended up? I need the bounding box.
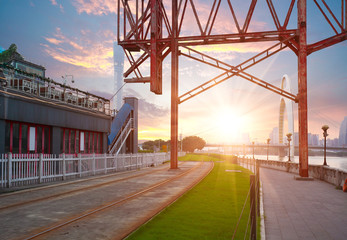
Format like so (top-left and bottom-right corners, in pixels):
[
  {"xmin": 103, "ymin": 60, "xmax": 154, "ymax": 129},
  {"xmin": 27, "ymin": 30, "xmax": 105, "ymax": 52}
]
[
  {"xmin": 22, "ymin": 161, "xmax": 204, "ymax": 240},
  {"xmin": 0, "ymin": 163, "xmax": 174, "ymax": 212}
]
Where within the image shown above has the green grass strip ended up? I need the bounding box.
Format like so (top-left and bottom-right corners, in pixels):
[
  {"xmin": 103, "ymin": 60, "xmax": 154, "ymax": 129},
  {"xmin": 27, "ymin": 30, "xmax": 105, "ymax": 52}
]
[{"xmin": 127, "ymin": 154, "xmax": 260, "ymax": 239}]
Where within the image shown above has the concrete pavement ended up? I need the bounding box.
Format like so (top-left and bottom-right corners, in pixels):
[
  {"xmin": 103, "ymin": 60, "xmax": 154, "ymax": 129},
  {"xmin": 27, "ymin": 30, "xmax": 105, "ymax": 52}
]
[{"xmin": 260, "ymin": 167, "xmax": 347, "ymax": 240}]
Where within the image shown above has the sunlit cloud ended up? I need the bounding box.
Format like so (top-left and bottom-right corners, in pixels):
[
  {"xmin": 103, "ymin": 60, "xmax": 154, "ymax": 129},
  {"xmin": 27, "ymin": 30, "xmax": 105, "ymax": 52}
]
[
  {"xmin": 139, "ymin": 128, "xmax": 170, "ymax": 141},
  {"xmin": 137, "ymin": 98, "xmax": 170, "ymax": 139},
  {"xmin": 42, "ymin": 27, "xmax": 114, "ymax": 75},
  {"xmin": 45, "ymin": 37, "xmax": 63, "ymax": 45},
  {"xmin": 72, "ymin": 0, "xmax": 117, "ymax": 15}
]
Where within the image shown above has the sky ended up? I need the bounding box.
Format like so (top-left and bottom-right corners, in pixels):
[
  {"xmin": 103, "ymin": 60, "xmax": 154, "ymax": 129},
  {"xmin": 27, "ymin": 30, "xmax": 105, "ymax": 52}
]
[{"xmin": 0, "ymin": 0, "xmax": 346, "ymax": 144}]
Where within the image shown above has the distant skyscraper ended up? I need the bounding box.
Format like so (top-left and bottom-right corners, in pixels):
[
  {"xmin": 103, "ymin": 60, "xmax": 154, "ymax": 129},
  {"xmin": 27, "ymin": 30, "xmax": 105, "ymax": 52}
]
[
  {"xmin": 269, "ymin": 127, "xmax": 279, "ymax": 145},
  {"xmin": 113, "ymin": 41, "xmax": 125, "ymax": 111},
  {"xmin": 339, "ymin": 116, "xmax": 347, "ymax": 146},
  {"xmin": 294, "ymin": 132, "xmax": 299, "ymax": 146}
]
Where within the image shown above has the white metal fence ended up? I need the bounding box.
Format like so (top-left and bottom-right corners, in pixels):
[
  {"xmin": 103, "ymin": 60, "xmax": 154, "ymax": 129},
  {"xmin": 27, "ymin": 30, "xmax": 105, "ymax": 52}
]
[{"xmin": 0, "ymin": 152, "xmax": 185, "ymax": 188}]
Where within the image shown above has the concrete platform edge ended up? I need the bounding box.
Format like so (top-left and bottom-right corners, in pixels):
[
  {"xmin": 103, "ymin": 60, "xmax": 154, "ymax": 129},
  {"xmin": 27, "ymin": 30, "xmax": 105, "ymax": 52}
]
[{"xmin": 294, "ymin": 176, "xmax": 314, "ymax": 181}]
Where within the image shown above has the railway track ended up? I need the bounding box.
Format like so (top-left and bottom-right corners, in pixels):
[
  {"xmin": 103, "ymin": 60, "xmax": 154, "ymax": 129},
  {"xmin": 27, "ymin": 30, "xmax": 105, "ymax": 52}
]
[
  {"xmin": 0, "ymin": 163, "xmax": 172, "ymax": 211},
  {"xmin": 0, "ymin": 161, "xmax": 213, "ymax": 240}
]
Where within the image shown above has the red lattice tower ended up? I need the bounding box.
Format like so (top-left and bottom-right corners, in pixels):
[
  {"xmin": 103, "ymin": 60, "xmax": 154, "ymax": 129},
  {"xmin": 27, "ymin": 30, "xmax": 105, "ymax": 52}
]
[{"xmin": 117, "ymin": 0, "xmax": 347, "ymax": 176}]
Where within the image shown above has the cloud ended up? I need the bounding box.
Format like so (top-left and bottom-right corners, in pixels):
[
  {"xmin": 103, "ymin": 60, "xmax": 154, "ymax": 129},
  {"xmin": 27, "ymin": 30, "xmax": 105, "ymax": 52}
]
[
  {"xmin": 45, "ymin": 37, "xmax": 63, "ymax": 45},
  {"xmin": 50, "ymin": 0, "xmax": 57, "ymax": 6},
  {"xmin": 123, "ymin": 88, "xmax": 170, "ymax": 139},
  {"xmin": 72, "ymin": 0, "xmax": 117, "ymax": 15},
  {"xmin": 42, "ymin": 27, "xmax": 115, "ymax": 75},
  {"xmin": 138, "ymin": 98, "xmax": 170, "ymax": 139}
]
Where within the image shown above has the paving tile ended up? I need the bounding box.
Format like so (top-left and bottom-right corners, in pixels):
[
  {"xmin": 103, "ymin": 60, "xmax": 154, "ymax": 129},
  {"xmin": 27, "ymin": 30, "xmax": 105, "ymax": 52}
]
[{"xmin": 261, "ymin": 168, "xmax": 347, "ymax": 240}]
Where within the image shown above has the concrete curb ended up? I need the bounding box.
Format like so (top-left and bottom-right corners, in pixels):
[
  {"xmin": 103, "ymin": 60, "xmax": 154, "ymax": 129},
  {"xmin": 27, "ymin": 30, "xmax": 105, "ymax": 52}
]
[{"xmin": 260, "ymin": 180, "xmax": 266, "ymax": 240}]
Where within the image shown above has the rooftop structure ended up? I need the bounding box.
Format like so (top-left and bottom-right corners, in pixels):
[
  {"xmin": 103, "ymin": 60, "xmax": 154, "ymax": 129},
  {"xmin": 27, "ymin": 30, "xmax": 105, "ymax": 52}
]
[{"xmin": 0, "ymin": 63, "xmax": 111, "ymax": 115}]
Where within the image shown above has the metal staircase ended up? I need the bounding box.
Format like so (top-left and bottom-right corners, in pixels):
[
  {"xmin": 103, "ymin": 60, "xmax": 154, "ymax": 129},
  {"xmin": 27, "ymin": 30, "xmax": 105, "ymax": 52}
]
[{"xmin": 108, "ymin": 117, "xmax": 134, "ymax": 154}]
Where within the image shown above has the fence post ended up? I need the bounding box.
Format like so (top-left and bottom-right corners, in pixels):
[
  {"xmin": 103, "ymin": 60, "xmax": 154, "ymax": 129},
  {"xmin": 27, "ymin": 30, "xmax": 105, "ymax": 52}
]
[
  {"xmin": 39, "ymin": 153, "xmax": 43, "ymax": 184},
  {"xmin": 250, "ymin": 175, "xmax": 257, "ymax": 240},
  {"xmin": 78, "ymin": 153, "xmax": 82, "ymax": 178},
  {"xmin": 104, "ymin": 153, "xmax": 107, "ymax": 174},
  {"xmin": 256, "ymin": 161, "xmax": 260, "ymax": 217},
  {"xmin": 7, "ymin": 153, "xmax": 12, "ymax": 188},
  {"xmin": 62, "ymin": 153, "xmax": 66, "ymax": 180},
  {"xmin": 115, "ymin": 154, "xmax": 118, "ymax": 172},
  {"xmin": 93, "ymin": 153, "xmax": 96, "ymax": 175},
  {"xmin": 130, "ymin": 153, "xmax": 133, "ymax": 170}
]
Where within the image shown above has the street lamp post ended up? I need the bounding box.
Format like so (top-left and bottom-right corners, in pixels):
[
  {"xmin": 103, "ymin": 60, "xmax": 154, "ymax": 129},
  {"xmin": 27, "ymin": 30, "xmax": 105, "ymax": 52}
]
[
  {"xmin": 61, "ymin": 74, "xmax": 74, "ymax": 96},
  {"xmin": 322, "ymin": 125, "xmax": 329, "ymax": 166},
  {"xmin": 252, "ymin": 141, "xmax": 255, "ymax": 159},
  {"xmin": 286, "ymin": 133, "xmax": 292, "ymax": 162},
  {"xmin": 267, "ymin": 138, "xmax": 271, "ymax": 160}
]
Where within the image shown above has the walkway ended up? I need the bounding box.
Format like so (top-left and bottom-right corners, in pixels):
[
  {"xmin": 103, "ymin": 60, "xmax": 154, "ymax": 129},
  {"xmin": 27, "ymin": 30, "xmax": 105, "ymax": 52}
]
[{"xmin": 260, "ymin": 167, "xmax": 347, "ymax": 240}]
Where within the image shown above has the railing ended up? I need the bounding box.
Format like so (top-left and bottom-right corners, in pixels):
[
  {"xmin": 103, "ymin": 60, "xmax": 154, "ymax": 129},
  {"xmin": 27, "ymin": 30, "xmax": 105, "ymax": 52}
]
[
  {"xmin": 108, "ymin": 118, "xmax": 134, "ymax": 154},
  {"xmin": 234, "ymin": 157, "xmax": 261, "ymax": 240},
  {"xmin": 0, "ymin": 152, "xmax": 186, "ymax": 188},
  {"xmin": 250, "ymin": 157, "xmax": 347, "ymax": 188},
  {"xmin": 0, "ymin": 64, "xmax": 112, "ymax": 115}
]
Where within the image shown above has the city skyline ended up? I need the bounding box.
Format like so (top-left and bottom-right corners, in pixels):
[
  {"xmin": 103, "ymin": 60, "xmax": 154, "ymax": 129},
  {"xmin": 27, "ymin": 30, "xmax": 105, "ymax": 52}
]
[{"xmin": 1, "ymin": 1, "xmax": 346, "ymax": 144}]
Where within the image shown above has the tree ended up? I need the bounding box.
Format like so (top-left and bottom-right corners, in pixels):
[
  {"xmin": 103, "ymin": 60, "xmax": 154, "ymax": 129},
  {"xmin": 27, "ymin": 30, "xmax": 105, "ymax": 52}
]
[
  {"xmin": 141, "ymin": 139, "xmax": 170, "ymax": 152},
  {"xmin": 182, "ymin": 136, "xmax": 206, "ymax": 153},
  {"xmin": 0, "ymin": 44, "xmax": 24, "ymax": 63}
]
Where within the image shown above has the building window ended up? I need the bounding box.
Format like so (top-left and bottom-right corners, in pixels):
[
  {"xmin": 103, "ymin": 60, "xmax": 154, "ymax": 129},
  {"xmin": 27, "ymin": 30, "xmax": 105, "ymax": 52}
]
[
  {"xmin": 76, "ymin": 130, "xmax": 80, "ymax": 153},
  {"xmin": 61, "ymin": 128, "xmax": 103, "ymax": 154},
  {"xmin": 71, "ymin": 130, "xmax": 75, "ymax": 154},
  {"xmin": 4, "ymin": 121, "xmax": 50, "ymax": 154},
  {"xmin": 37, "ymin": 126, "xmax": 43, "ymax": 153},
  {"xmin": 80, "ymin": 132, "xmax": 84, "ymax": 152},
  {"xmin": 85, "ymin": 132, "xmax": 89, "ymax": 153},
  {"xmin": 29, "ymin": 126, "xmax": 36, "ymax": 151},
  {"xmin": 12, "ymin": 123, "xmax": 20, "ymax": 153},
  {"xmin": 21, "ymin": 124, "xmax": 28, "ymax": 154},
  {"xmin": 64, "ymin": 129, "xmax": 69, "ymax": 153},
  {"xmin": 44, "ymin": 127, "xmax": 50, "ymax": 153},
  {"xmin": 99, "ymin": 133, "xmax": 103, "ymax": 153},
  {"xmin": 5, "ymin": 122, "xmax": 11, "ymax": 153}
]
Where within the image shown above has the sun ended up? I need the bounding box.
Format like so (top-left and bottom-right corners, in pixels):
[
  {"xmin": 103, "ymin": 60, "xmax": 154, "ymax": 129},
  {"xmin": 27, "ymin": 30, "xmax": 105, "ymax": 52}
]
[{"xmin": 214, "ymin": 107, "xmax": 248, "ymax": 143}]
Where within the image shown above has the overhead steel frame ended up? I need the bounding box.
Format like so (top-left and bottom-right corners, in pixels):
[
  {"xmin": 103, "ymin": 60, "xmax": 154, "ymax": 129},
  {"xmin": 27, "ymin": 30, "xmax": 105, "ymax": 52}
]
[{"xmin": 117, "ymin": 0, "xmax": 347, "ymax": 176}]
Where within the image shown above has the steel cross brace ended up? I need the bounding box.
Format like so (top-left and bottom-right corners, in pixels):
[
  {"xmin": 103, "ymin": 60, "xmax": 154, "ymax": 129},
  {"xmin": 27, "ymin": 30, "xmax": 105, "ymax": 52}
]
[{"xmin": 179, "ymin": 35, "xmax": 298, "ymax": 104}]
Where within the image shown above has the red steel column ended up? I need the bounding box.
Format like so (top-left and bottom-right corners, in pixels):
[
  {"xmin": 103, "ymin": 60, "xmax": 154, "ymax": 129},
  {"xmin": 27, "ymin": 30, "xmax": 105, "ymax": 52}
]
[
  {"xmin": 170, "ymin": 0, "xmax": 179, "ymax": 169},
  {"xmin": 298, "ymin": 0, "xmax": 309, "ymax": 177}
]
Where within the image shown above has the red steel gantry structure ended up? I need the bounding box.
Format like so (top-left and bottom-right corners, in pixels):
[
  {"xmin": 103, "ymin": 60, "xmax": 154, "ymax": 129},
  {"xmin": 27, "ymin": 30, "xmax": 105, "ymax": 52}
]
[{"xmin": 117, "ymin": 0, "xmax": 347, "ymax": 177}]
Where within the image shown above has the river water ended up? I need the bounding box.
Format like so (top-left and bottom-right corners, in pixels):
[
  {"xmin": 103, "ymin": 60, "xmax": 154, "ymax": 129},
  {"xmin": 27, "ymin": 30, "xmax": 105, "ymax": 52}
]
[
  {"xmin": 244, "ymin": 154, "xmax": 347, "ymax": 172},
  {"xmin": 200, "ymin": 147, "xmax": 347, "ymax": 172}
]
